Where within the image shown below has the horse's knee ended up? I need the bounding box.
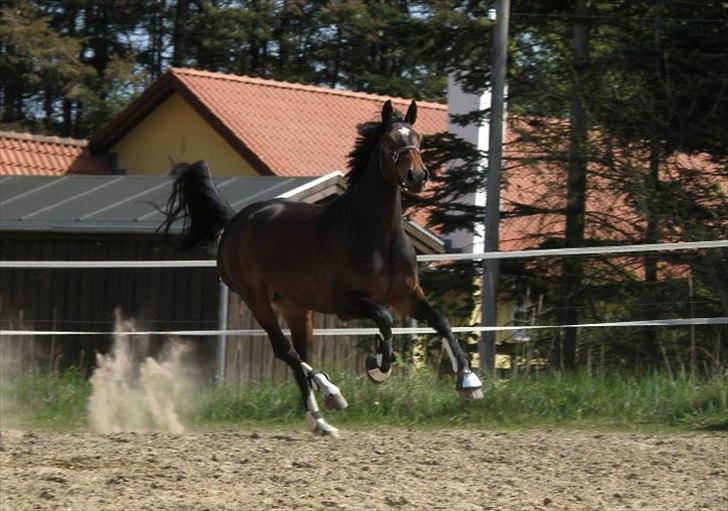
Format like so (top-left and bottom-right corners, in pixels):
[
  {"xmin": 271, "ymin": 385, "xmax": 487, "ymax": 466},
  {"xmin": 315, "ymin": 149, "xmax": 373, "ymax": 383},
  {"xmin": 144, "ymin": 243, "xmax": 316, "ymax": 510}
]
[{"xmin": 373, "ymin": 308, "xmax": 394, "ymax": 339}]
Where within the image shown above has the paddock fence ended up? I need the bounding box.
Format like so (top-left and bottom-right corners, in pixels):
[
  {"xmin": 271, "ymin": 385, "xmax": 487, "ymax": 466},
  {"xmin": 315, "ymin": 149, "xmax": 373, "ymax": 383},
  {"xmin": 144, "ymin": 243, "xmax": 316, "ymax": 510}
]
[{"xmin": 1, "ymin": 240, "xmax": 726, "ymax": 382}]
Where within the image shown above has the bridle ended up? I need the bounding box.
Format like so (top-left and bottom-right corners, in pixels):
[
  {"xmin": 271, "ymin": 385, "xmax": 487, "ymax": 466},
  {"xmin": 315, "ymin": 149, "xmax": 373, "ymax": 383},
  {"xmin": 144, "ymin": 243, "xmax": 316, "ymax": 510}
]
[
  {"xmin": 381, "ymin": 140, "xmax": 421, "ymax": 165},
  {"xmin": 378, "ymin": 138, "xmax": 427, "ymax": 192}
]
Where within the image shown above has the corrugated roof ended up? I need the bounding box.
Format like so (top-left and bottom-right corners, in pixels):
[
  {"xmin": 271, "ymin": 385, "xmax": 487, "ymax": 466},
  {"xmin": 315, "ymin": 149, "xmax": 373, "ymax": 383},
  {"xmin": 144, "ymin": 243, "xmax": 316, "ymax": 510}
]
[
  {"xmin": 0, "ymin": 131, "xmax": 111, "ymax": 176},
  {"xmin": 91, "ymin": 68, "xmax": 447, "ymax": 177},
  {"xmin": 0, "ymin": 173, "xmax": 444, "ymax": 253},
  {"xmin": 0, "ymin": 174, "xmax": 326, "ymax": 233}
]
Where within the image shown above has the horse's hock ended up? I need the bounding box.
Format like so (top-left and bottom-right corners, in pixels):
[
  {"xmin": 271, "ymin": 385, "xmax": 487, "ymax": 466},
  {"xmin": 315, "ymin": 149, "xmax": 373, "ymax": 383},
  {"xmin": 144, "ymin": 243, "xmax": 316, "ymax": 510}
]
[{"xmin": 224, "ymin": 296, "xmax": 367, "ymax": 384}]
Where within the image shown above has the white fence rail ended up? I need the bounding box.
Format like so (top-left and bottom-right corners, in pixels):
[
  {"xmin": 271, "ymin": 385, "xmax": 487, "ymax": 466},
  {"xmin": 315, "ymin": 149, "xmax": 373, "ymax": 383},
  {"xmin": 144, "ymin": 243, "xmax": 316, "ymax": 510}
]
[
  {"xmin": 1, "ymin": 317, "xmax": 726, "ymax": 338},
  {"xmin": 1, "ymin": 240, "xmax": 724, "ymax": 268}
]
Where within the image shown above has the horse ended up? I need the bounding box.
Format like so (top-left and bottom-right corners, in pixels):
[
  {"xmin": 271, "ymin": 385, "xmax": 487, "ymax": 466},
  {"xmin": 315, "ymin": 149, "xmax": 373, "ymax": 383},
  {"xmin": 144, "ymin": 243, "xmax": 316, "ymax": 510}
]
[{"xmin": 160, "ymin": 99, "xmax": 483, "ymax": 436}]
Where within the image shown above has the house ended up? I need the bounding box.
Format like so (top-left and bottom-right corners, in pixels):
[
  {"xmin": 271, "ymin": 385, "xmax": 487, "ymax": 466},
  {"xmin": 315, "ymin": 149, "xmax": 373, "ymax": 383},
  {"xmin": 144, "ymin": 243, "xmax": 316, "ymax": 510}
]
[
  {"xmin": 88, "ymin": 67, "xmax": 448, "ymax": 177},
  {"xmin": 4, "ymin": 68, "xmax": 723, "ymax": 256}
]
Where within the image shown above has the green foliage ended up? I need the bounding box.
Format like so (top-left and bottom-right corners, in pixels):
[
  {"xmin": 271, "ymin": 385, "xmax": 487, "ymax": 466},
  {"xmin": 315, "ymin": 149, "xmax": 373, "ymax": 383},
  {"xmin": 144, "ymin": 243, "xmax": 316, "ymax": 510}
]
[
  {"xmin": 4, "ymin": 368, "xmax": 725, "ymax": 431},
  {"xmin": 1, "ymin": 0, "xmax": 452, "ymax": 138},
  {"xmin": 150, "ymin": 368, "xmax": 728, "ymax": 430},
  {"xmin": 0, "ymin": 0, "xmax": 145, "ymax": 137},
  {"xmin": 0, "ymin": 367, "xmax": 91, "ymax": 429},
  {"xmin": 420, "ymin": 0, "xmax": 728, "ymax": 370},
  {"xmin": 0, "ymin": 1, "xmax": 92, "ymax": 134}
]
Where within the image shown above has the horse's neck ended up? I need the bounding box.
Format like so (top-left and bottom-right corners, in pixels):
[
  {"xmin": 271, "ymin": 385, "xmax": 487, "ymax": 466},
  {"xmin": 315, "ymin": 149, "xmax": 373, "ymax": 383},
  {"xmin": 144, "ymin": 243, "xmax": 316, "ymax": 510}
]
[{"xmin": 343, "ymin": 160, "xmax": 403, "ymax": 243}]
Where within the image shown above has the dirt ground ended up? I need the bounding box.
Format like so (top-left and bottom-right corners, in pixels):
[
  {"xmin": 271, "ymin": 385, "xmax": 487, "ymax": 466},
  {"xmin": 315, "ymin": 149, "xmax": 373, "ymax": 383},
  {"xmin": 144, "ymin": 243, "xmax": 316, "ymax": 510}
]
[{"xmin": 0, "ymin": 428, "xmax": 725, "ymax": 511}]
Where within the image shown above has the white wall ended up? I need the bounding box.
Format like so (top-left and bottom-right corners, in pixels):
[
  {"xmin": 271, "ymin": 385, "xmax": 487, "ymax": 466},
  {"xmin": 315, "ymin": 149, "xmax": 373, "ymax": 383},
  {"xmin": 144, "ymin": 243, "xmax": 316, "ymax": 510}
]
[{"xmin": 444, "ymin": 74, "xmax": 490, "ymax": 253}]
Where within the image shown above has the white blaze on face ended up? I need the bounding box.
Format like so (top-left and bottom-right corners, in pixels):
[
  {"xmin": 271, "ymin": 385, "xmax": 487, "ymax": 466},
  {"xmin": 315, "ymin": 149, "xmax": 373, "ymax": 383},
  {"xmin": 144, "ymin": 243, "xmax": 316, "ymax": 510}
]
[{"xmin": 397, "ymin": 126, "xmax": 410, "ymax": 137}]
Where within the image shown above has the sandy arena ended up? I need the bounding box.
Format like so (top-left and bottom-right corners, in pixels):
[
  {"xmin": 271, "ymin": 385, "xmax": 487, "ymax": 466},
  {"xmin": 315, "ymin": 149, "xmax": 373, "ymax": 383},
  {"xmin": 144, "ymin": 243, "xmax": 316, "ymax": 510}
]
[{"xmin": 1, "ymin": 428, "xmax": 725, "ymax": 510}]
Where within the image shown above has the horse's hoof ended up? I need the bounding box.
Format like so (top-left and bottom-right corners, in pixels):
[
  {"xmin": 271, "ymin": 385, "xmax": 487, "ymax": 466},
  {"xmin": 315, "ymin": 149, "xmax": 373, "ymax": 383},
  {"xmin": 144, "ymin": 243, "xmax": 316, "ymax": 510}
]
[
  {"xmin": 365, "ymin": 356, "xmax": 391, "ymax": 384},
  {"xmin": 324, "ymin": 392, "xmax": 348, "ymax": 411},
  {"xmin": 313, "ymin": 423, "xmax": 339, "ymax": 437},
  {"xmin": 306, "ymin": 412, "xmax": 340, "ymax": 437},
  {"xmin": 457, "ymin": 371, "xmax": 483, "ymax": 400},
  {"xmin": 459, "ymin": 387, "xmax": 484, "ymax": 400}
]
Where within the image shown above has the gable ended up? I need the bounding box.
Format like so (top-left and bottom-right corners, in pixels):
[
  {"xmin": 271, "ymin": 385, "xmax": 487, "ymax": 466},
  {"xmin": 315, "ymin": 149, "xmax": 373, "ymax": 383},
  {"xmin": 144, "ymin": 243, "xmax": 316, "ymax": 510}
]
[
  {"xmin": 93, "ymin": 68, "xmax": 448, "ymax": 178},
  {"xmin": 110, "ymin": 92, "xmax": 257, "ymax": 177}
]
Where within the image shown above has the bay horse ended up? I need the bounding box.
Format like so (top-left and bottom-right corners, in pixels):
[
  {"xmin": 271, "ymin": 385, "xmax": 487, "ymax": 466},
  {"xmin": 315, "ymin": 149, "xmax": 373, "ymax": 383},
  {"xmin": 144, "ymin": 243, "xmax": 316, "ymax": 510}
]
[{"xmin": 160, "ymin": 100, "xmax": 483, "ymax": 436}]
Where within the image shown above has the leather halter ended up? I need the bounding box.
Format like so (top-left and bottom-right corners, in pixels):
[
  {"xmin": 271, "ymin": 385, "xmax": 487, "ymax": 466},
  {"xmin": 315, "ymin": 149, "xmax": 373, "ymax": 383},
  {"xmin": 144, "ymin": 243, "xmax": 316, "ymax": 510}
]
[{"xmin": 381, "ymin": 141, "xmax": 421, "ymax": 164}]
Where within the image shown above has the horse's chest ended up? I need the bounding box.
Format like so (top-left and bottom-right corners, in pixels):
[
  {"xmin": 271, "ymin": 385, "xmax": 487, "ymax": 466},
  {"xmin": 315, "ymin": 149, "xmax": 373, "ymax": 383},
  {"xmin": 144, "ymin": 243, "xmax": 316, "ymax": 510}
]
[
  {"xmin": 356, "ymin": 251, "xmax": 416, "ymax": 297},
  {"xmin": 359, "ymin": 251, "xmax": 385, "ymax": 276}
]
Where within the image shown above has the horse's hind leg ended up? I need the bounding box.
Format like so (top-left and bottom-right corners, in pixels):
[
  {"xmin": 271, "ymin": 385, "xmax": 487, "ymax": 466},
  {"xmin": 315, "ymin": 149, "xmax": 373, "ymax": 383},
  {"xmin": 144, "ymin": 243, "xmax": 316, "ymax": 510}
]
[
  {"xmin": 242, "ymin": 291, "xmax": 340, "ymax": 436},
  {"xmin": 279, "ymin": 304, "xmax": 348, "ymax": 412}
]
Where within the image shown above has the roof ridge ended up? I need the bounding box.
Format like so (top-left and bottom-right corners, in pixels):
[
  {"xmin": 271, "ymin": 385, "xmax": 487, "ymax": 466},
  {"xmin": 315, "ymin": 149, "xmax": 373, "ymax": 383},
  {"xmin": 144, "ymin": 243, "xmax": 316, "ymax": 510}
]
[
  {"xmin": 169, "ymin": 67, "xmax": 448, "ymax": 110},
  {"xmin": 0, "ymin": 130, "xmax": 89, "ymax": 147}
]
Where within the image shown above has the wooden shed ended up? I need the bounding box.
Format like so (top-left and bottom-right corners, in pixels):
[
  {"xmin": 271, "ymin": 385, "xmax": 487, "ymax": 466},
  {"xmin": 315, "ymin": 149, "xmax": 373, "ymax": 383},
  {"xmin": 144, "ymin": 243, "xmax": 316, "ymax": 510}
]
[{"xmin": 0, "ymin": 174, "xmax": 443, "ymax": 382}]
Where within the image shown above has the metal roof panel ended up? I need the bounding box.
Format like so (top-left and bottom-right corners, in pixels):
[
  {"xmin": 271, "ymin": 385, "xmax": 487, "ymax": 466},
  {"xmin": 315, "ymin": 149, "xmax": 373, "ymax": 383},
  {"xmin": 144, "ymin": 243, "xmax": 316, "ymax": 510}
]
[{"xmin": 0, "ymin": 175, "xmax": 331, "ymax": 233}]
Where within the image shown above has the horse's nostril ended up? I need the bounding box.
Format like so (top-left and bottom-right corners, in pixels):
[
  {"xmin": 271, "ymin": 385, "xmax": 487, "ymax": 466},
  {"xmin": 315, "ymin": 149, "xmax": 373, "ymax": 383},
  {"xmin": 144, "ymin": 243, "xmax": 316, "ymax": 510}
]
[{"xmin": 407, "ymin": 169, "xmax": 415, "ymax": 182}]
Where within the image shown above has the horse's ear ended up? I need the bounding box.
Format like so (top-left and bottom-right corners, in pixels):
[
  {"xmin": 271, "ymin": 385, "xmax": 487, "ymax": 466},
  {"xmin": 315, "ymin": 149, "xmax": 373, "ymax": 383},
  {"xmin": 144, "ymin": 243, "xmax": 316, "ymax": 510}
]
[
  {"xmin": 381, "ymin": 100, "xmax": 393, "ymax": 126},
  {"xmin": 405, "ymin": 100, "xmax": 417, "ymax": 125}
]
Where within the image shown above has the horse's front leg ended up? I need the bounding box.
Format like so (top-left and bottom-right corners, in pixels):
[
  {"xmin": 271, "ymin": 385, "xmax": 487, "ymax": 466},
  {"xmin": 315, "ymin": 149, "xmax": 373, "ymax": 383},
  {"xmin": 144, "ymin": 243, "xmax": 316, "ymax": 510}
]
[
  {"xmin": 336, "ymin": 295, "xmax": 395, "ymax": 383},
  {"xmin": 401, "ymin": 288, "xmax": 484, "ymax": 400}
]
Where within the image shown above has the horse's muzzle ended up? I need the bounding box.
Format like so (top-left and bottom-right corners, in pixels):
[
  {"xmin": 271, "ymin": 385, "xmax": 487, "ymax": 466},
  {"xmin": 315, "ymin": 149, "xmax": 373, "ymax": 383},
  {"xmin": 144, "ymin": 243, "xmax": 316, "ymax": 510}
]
[{"xmin": 404, "ymin": 167, "xmax": 428, "ymax": 193}]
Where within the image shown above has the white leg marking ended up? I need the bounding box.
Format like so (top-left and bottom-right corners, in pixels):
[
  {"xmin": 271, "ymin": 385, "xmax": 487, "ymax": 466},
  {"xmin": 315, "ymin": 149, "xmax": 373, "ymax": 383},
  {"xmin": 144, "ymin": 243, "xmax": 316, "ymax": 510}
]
[
  {"xmin": 441, "ymin": 338, "xmax": 459, "ymax": 373},
  {"xmin": 301, "ymin": 361, "xmax": 347, "ymax": 410},
  {"xmin": 305, "ymin": 392, "xmax": 339, "ymax": 437}
]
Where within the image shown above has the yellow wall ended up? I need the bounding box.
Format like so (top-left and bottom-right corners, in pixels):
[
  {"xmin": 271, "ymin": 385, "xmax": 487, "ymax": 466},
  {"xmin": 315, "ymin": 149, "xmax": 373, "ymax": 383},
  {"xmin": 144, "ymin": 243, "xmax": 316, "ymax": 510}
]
[{"xmin": 111, "ymin": 93, "xmax": 257, "ymax": 176}]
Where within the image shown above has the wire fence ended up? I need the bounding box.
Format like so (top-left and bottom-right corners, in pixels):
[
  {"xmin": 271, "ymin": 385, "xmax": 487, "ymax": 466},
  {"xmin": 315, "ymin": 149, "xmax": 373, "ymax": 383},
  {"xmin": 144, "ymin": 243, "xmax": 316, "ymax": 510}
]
[{"xmin": 1, "ymin": 240, "xmax": 725, "ymax": 338}]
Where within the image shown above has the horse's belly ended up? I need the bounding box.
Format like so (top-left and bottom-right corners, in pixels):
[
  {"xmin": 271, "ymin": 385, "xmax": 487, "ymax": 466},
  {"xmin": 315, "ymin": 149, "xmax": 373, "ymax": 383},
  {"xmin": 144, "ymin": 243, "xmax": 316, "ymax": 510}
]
[{"xmin": 266, "ymin": 270, "xmax": 337, "ymax": 313}]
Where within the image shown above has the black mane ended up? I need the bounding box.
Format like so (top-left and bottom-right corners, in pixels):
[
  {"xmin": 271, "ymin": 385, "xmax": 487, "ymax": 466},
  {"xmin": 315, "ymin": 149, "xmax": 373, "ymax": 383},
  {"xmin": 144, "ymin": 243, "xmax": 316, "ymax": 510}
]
[{"xmin": 346, "ymin": 109, "xmax": 405, "ymax": 186}]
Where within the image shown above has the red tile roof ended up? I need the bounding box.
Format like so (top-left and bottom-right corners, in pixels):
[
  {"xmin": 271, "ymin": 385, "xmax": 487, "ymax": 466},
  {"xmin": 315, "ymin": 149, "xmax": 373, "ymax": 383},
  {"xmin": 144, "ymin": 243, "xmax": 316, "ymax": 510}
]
[
  {"xmin": 500, "ymin": 118, "xmax": 727, "ymax": 252},
  {"xmin": 1, "ymin": 131, "xmax": 111, "ymax": 176},
  {"xmin": 91, "ymin": 67, "xmax": 447, "ymax": 177}
]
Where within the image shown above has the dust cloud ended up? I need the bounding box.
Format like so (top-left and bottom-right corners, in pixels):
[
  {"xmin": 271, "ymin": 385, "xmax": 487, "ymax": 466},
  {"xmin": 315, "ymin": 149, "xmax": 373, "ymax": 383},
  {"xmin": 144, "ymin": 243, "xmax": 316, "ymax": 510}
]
[{"xmin": 87, "ymin": 312, "xmax": 195, "ymax": 434}]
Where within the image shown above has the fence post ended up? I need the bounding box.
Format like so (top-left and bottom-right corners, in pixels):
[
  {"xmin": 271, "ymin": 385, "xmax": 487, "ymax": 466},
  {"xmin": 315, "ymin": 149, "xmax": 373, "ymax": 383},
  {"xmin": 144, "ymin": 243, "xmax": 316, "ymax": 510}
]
[{"xmin": 216, "ymin": 281, "xmax": 230, "ymax": 384}]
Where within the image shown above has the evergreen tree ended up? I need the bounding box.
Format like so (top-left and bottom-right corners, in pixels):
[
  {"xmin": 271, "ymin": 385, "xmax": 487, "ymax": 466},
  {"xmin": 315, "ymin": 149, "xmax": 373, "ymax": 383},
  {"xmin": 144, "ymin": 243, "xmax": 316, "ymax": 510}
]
[
  {"xmin": 0, "ymin": 0, "xmax": 91, "ymax": 134},
  {"xmin": 420, "ymin": 0, "xmax": 727, "ymax": 371}
]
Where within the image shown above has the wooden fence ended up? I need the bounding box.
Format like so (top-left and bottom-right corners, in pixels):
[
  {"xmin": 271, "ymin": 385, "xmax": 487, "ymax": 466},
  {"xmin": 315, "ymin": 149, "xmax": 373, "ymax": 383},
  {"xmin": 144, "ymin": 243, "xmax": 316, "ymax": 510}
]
[{"xmin": 0, "ymin": 231, "xmax": 370, "ymax": 382}]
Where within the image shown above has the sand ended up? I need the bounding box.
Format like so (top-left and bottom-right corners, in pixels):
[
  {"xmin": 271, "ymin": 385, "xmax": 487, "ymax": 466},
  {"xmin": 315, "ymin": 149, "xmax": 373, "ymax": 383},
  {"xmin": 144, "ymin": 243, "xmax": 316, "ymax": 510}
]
[{"xmin": 1, "ymin": 428, "xmax": 725, "ymax": 510}]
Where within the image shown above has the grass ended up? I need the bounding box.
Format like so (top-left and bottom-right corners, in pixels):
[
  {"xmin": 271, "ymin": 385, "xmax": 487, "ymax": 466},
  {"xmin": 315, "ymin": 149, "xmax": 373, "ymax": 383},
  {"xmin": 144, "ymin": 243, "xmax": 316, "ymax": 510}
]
[
  {"xmin": 1, "ymin": 367, "xmax": 726, "ymax": 431},
  {"xmin": 0, "ymin": 367, "xmax": 91, "ymax": 430}
]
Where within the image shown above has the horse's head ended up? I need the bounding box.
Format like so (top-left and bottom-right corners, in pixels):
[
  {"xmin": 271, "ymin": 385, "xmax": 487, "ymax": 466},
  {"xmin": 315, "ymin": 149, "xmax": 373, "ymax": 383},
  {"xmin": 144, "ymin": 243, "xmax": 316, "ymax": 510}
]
[{"xmin": 379, "ymin": 100, "xmax": 429, "ymax": 194}]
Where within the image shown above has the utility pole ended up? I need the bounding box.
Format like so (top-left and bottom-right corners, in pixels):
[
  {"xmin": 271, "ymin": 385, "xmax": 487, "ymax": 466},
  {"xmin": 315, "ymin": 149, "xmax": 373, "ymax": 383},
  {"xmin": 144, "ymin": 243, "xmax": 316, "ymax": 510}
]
[{"xmin": 479, "ymin": 0, "xmax": 510, "ymax": 376}]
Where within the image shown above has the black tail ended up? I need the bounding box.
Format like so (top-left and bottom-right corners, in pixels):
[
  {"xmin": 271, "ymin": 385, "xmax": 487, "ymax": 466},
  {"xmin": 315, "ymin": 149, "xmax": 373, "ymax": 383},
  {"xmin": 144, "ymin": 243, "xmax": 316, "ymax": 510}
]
[{"xmin": 158, "ymin": 160, "xmax": 233, "ymax": 252}]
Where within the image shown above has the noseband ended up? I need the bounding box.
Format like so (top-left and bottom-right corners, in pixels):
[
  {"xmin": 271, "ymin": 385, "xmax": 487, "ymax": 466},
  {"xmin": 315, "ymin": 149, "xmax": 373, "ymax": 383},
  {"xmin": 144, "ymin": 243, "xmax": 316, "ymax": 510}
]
[
  {"xmin": 378, "ymin": 140, "xmax": 427, "ymax": 191},
  {"xmin": 381, "ymin": 141, "xmax": 421, "ymax": 164}
]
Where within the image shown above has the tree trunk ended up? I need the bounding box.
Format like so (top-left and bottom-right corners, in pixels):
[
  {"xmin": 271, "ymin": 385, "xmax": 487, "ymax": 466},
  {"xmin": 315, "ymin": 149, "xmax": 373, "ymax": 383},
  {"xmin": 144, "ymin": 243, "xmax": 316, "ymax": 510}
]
[
  {"xmin": 557, "ymin": 0, "xmax": 590, "ymax": 371},
  {"xmin": 643, "ymin": 2, "xmax": 664, "ymax": 359},
  {"xmin": 171, "ymin": 0, "xmax": 191, "ymax": 67}
]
